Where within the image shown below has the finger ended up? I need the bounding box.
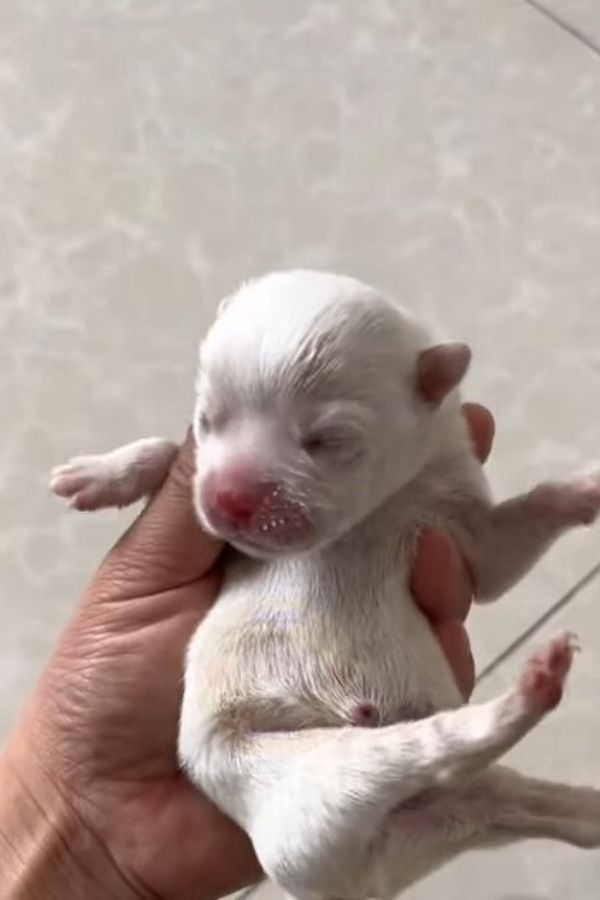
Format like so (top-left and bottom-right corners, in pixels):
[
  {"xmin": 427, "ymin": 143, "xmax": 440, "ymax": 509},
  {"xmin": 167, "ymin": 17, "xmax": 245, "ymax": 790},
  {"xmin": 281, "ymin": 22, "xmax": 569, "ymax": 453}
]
[
  {"xmin": 92, "ymin": 429, "xmax": 223, "ymax": 600},
  {"xmin": 462, "ymin": 402, "xmax": 495, "ymax": 464},
  {"xmin": 411, "ymin": 529, "xmax": 474, "ymax": 623},
  {"xmin": 433, "ymin": 620, "xmax": 475, "ymax": 699}
]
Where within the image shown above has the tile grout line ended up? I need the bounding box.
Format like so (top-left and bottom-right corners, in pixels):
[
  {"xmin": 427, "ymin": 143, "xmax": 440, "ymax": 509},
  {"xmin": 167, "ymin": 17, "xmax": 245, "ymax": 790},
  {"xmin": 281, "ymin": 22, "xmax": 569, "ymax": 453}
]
[
  {"xmin": 476, "ymin": 558, "xmax": 600, "ymax": 685},
  {"xmin": 522, "ymin": 0, "xmax": 600, "ymax": 58}
]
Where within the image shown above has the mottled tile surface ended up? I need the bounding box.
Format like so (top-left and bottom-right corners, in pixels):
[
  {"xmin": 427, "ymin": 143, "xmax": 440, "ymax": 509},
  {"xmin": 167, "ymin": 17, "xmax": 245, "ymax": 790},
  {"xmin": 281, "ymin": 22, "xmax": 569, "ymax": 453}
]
[{"xmin": 1, "ymin": 0, "xmax": 600, "ymax": 892}]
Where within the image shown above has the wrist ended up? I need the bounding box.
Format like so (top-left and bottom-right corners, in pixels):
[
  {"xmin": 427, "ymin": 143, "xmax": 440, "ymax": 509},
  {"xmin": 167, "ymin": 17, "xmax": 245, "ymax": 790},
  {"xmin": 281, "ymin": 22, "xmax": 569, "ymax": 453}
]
[{"xmin": 0, "ymin": 740, "xmax": 147, "ymax": 900}]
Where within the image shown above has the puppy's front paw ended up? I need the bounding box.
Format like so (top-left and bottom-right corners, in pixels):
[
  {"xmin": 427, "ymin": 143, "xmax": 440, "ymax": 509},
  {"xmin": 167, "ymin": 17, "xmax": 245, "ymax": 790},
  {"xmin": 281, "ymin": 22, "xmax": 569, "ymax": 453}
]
[
  {"xmin": 50, "ymin": 456, "xmax": 125, "ymax": 511},
  {"xmin": 529, "ymin": 473, "xmax": 600, "ymax": 527}
]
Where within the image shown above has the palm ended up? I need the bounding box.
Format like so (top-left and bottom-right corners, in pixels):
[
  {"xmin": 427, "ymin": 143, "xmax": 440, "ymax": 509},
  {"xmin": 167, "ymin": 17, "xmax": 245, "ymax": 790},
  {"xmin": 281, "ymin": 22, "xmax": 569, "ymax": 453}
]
[{"xmin": 30, "ymin": 554, "xmax": 261, "ymax": 899}]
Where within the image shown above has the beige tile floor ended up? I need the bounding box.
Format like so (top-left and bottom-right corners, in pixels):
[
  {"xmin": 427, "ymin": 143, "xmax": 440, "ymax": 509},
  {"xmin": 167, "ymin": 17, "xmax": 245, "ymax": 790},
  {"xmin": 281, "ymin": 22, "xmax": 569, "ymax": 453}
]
[{"xmin": 1, "ymin": 0, "xmax": 599, "ymax": 896}]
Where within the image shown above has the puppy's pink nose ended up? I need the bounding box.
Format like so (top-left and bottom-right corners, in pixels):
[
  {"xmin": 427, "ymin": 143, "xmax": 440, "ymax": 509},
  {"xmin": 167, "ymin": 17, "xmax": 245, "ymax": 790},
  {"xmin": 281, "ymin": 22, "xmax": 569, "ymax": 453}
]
[
  {"xmin": 212, "ymin": 485, "xmax": 261, "ymax": 526},
  {"xmin": 204, "ymin": 468, "xmax": 272, "ymax": 528}
]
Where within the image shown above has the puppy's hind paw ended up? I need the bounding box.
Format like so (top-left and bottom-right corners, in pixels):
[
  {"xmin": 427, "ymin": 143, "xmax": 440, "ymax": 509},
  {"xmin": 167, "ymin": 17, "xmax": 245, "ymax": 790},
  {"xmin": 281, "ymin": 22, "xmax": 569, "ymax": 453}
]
[{"xmin": 518, "ymin": 633, "xmax": 578, "ymax": 714}]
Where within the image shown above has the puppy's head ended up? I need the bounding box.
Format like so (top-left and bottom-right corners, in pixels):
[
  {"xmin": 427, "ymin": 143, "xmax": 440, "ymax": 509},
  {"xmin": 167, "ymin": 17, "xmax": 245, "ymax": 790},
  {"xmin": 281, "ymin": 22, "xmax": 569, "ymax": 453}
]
[{"xmin": 193, "ymin": 270, "xmax": 470, "ymax": 558}]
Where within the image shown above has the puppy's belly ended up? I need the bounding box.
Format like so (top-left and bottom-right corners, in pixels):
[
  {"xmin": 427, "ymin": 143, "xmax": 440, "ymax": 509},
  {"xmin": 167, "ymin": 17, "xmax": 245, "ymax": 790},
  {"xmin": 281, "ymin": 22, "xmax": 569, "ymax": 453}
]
[
  {"xmin": 285, "ymin": 609, "xmax": 461, "ymax": 727},
  {"xmin": 190, "ymin": 581, "xmax": 463, "ymax": 736}
]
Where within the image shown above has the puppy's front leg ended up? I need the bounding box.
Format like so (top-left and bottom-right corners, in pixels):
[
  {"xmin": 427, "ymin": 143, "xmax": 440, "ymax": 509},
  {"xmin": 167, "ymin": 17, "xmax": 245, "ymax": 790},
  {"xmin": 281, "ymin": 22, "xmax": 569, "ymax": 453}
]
[
  {"xmin": 466, "ymin": 468, "xmax": 600, "ymax": 601},
  {"xmin": 50, "ymin": 437, "xmax": 178, "ymax": 510}
]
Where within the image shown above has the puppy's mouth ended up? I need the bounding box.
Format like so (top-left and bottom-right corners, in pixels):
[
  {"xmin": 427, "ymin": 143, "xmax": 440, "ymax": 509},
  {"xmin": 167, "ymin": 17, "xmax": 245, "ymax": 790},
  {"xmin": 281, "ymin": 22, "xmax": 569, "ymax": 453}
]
[{"xmin": 197, "ymin": 493, "xmax": 317, "ymax": 558}]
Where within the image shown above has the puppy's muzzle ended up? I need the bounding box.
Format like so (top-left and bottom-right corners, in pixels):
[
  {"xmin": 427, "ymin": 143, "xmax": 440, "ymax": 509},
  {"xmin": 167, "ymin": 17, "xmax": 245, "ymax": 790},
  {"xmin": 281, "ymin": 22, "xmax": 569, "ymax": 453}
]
[{"xmin": 202, "ymin": 470, "xmax": 314, "ymax": 547}]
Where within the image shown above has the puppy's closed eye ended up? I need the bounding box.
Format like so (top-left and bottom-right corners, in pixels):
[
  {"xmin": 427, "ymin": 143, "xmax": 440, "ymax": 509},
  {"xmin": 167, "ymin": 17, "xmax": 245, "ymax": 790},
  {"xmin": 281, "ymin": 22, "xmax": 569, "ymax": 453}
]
[
  {"xmin": 301, "ymin": 427, "xmax": 365, "ymax": 464},
  {"xmin": 198, "ymin": 411, "xmax": 212, "ymax": 434},
  {"xmin": 197, "ymin": 406, "xmax": 230, "ymax": 435},
  {"xmin": 300, "ymin": 402, "xmax": 371, "ymax": 465}
]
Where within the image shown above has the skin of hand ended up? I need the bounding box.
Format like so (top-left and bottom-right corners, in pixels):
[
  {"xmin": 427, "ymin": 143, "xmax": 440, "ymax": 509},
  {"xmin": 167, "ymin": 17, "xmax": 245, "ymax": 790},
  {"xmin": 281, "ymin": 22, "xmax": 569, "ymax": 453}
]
[{"xmin": 0, "ymin": 403, "xmax": 494, "ymax": 900}]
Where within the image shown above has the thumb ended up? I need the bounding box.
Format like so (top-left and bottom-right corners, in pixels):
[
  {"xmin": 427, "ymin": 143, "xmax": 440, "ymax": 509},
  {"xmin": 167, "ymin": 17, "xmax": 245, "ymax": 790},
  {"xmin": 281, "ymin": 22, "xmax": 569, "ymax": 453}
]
[{"xmin": 91, "ymin": 429, "xmax": 224, "ymax": 601}]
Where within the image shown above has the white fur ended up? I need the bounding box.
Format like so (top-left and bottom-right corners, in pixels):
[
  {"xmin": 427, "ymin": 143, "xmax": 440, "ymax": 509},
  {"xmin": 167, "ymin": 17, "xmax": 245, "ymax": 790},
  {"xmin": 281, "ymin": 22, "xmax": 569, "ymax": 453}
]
[
  {"xmin": 50, "ymin": 437, "xmax": 177, "ymax": 510},
  {"xmin": 53, "ymin": 270, "xmax": 600, "ymax": 899}
]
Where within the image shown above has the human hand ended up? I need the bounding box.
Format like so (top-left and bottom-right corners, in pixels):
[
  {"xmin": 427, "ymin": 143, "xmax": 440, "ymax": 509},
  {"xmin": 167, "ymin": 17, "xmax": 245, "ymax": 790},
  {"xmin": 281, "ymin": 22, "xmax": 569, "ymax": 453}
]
[
  {"xmin": 411, "ymin": 402, "xmax": 495, "ymax": 698},
  {"xmin": 1, "ymin": 432, "xmax": 255, "ymax": 900},
  {"xmin": 0, "ymin": 403, "xmax": 494, "ymax": 900}
]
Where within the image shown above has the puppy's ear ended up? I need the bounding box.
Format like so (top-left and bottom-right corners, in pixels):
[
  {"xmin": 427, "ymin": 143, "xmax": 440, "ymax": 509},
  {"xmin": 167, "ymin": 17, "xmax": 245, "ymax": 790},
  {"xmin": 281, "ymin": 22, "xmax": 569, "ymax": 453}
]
[{"xmin": 416, "ymin": 342, "xmax": 471, "ymax": 406}]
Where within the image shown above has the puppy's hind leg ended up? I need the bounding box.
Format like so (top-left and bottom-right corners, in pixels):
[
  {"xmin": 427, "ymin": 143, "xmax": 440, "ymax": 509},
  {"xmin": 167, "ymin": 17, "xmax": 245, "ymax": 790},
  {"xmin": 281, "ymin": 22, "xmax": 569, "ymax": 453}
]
[
  {"xmin": 50, "ymin": 437, "xmax": 178, "ymax": 511},
  {"xmin": 373, "ymin": 765, "xmax": 600, "ymax": 897},
  {"xmin": 218, "ymin": 635, "xmax": 575, "ymax": 900},
  {"xmin": 485, "ymin": 766, "xmax": 600, "ymax": 847}
]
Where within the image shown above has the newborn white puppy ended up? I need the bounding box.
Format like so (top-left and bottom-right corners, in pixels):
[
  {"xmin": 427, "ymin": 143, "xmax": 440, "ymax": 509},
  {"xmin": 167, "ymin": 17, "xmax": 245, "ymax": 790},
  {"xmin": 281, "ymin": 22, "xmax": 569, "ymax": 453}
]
[{"xmin": 52, "ymin": 270, "xmax": 600, "ymax": 899}]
